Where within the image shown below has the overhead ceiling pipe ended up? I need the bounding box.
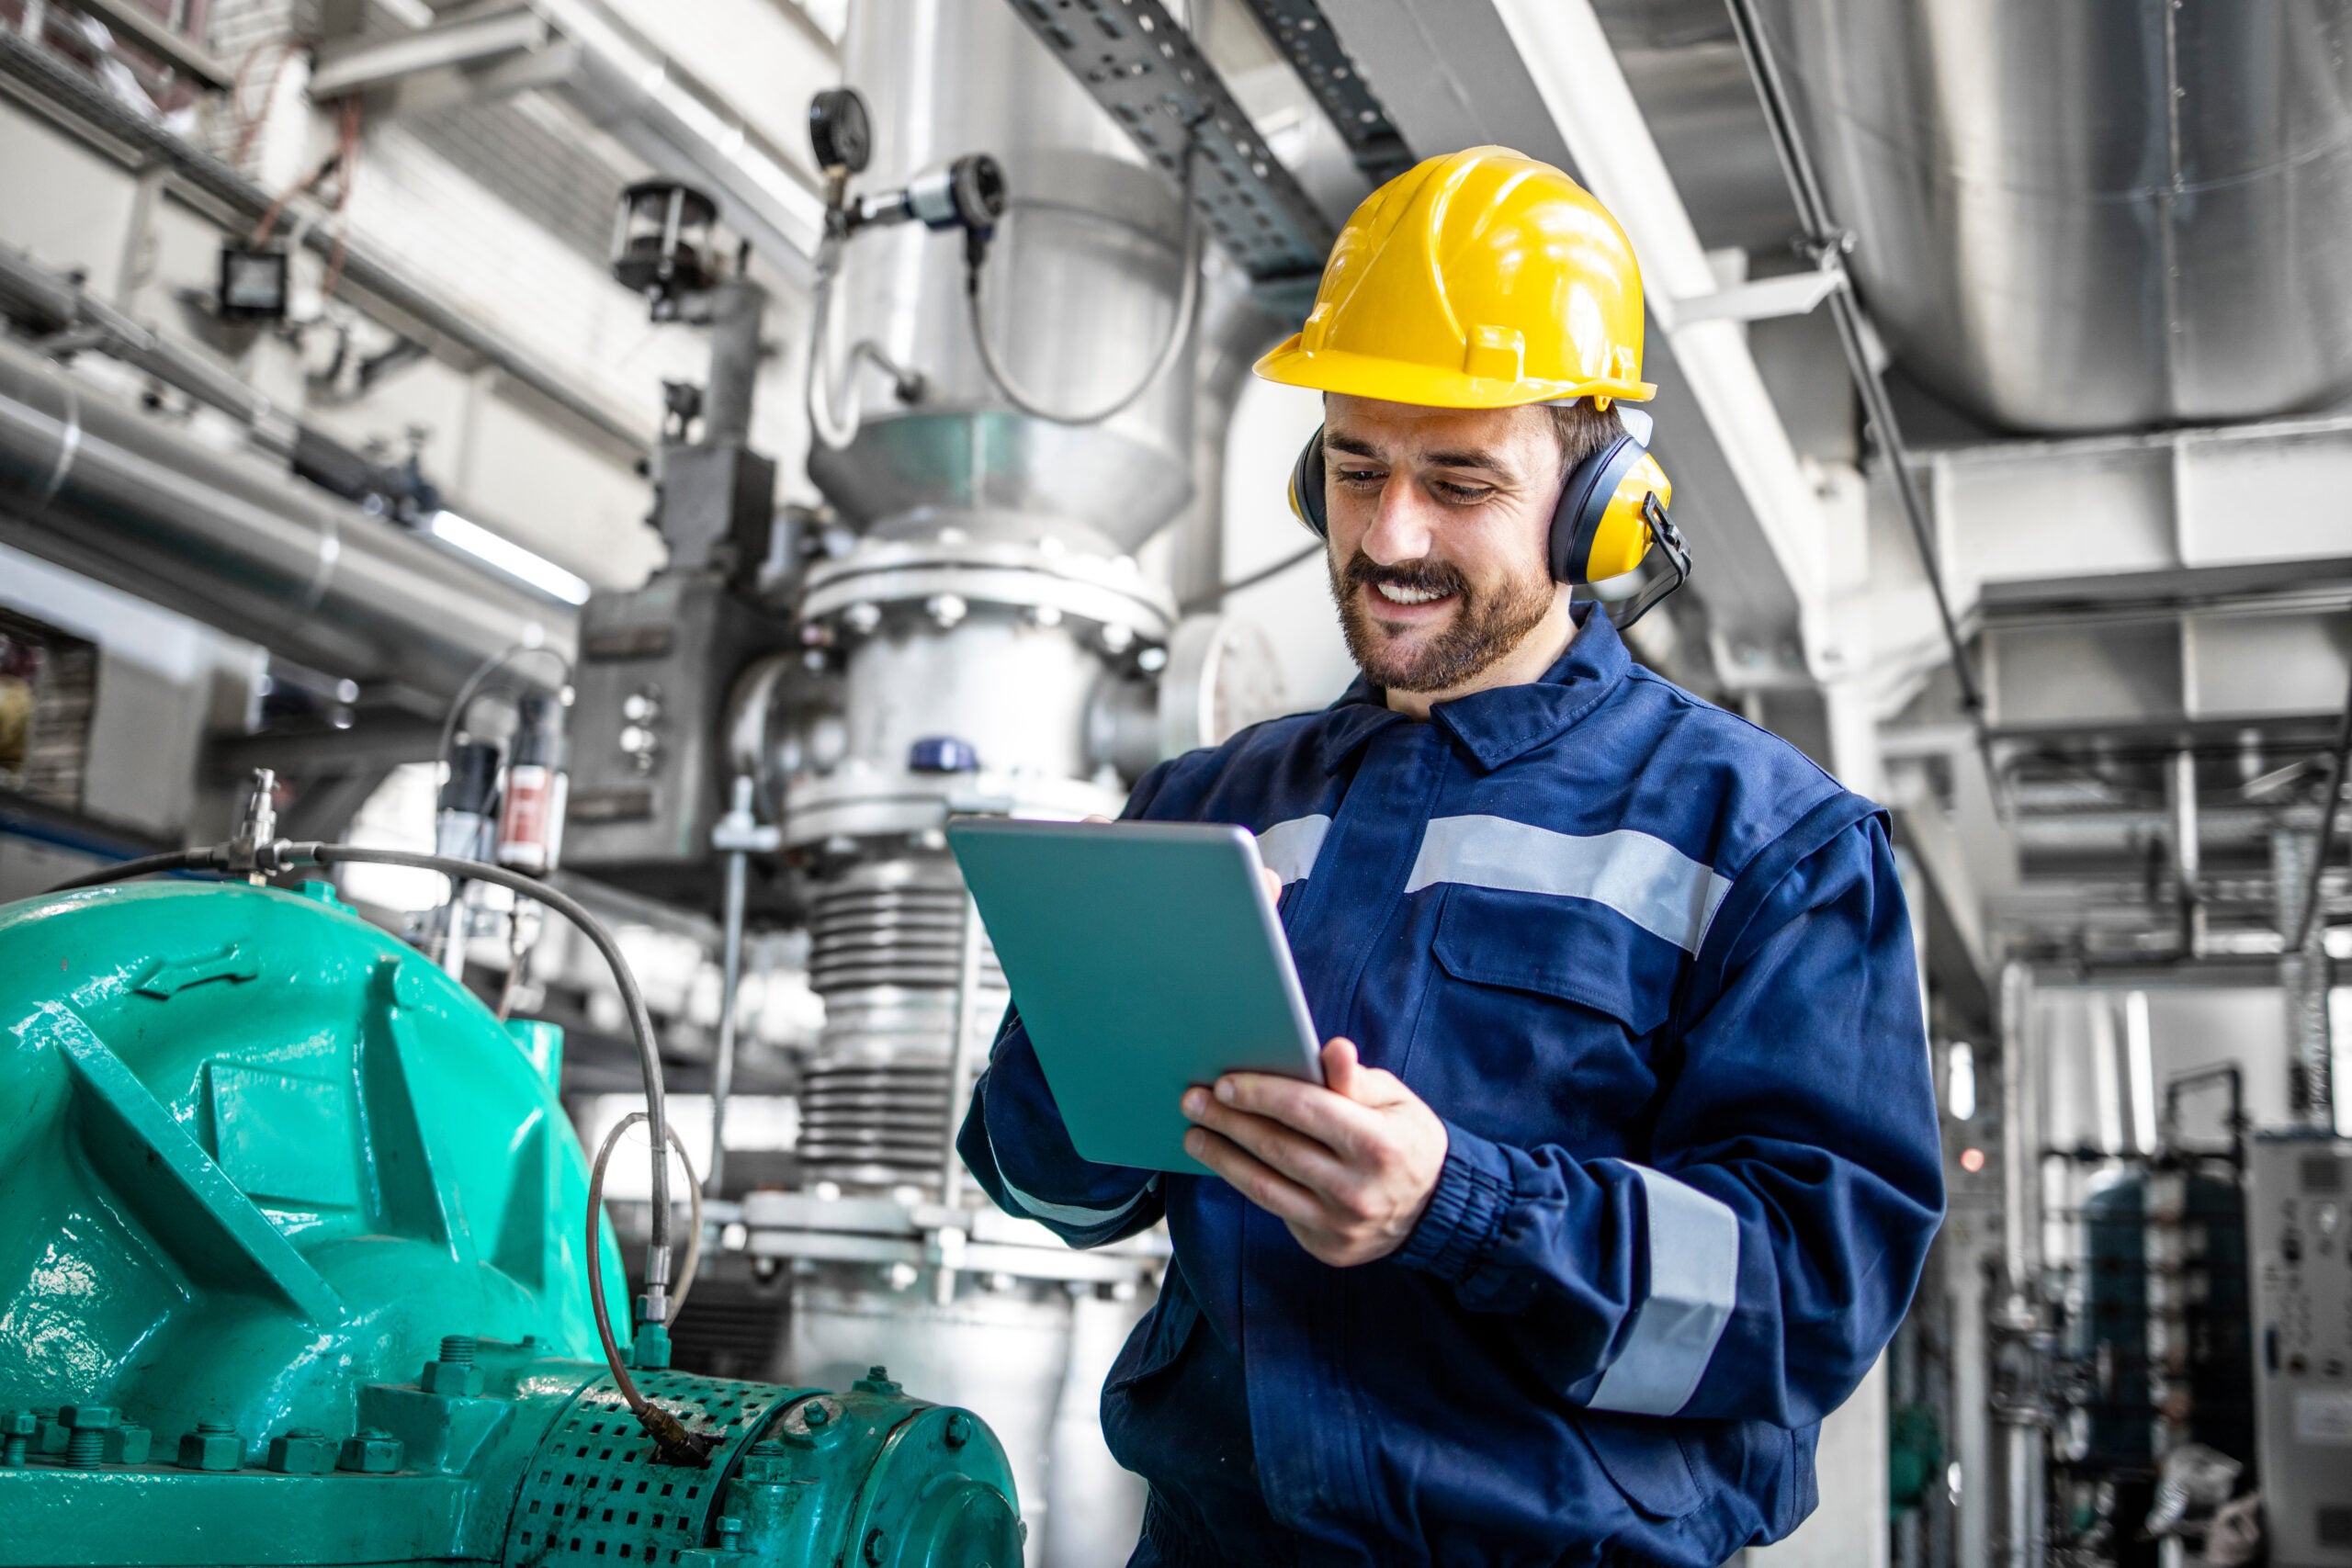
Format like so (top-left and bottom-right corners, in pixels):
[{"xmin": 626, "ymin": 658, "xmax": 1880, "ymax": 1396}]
[
  {"xmin": 0, "ymin": 333, "xmax": 572, "ymax": 705},
  {"xmin": 1748, "ymin": 0, "xmax": 2352, "ymax": 432}
]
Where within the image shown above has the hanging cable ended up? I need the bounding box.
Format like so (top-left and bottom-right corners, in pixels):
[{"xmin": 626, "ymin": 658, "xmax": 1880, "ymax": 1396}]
[
  {"xmin": 585, "ymin": 1110, "xmax": 705, "ymax": 1420},
  {"xmin": 1180, "ymin": 539, "xmax": 1325, "ymax": 616},
  {"xmin": 435, "ymin": 641, "xmax": 574, "ymax": 783},
  {"xmin": 964, "ymin": 132, "xmax": 1204, "ymax": 427},
  {"xmin": 1722, "ymin": 0, "xmax": 1993, "ymax": 760}
]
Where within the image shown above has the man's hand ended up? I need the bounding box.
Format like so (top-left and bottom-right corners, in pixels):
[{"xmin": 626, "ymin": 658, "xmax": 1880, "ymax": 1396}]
[{"xmin": 1181, "ymin": 1037, "xmax": 1449, "ymax": 1268}]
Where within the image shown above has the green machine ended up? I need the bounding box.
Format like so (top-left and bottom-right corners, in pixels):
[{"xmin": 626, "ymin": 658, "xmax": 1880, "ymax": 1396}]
[{"xmin": 0, "ymin": 877, "xmax": 1023, "ymax": 1568}]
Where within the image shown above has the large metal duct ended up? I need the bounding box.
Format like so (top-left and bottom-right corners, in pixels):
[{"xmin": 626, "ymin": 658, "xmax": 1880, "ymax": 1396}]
[
  {"xmin": 0, "ymin": 333, "xmax": 572, "ymax": 701},
  {"xmin": 1754, "ymin": 0, "xmax": 2352, "ymax": 432}
]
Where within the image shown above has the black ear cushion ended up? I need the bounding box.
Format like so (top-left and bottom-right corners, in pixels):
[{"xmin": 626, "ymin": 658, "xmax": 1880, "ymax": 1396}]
[
  {"xmin": 1291, "ymin": 426, "xmax": 1329, "ymax": 538},
  {"xmin": 1548, "ymin": 434, "xmax": 1648, "ymax": 585}
]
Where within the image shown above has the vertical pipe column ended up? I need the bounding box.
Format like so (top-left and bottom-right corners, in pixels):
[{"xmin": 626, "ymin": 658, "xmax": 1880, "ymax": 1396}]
[
  {"xmin": 2169, "ymin": 750, "xmax": 2202, "ymax": 957},
  {"xmin": 1999, "ymin": 964, "xmax": 2040, "ymax": 1301},
  {"xmin": 700, "ymin": 279, "xmax": 766, "ymax": 449},
  {"xmin": 2273, "ymin": 827, "xmax": 2335, "ymax": 1126},
  {"xmin": 1994, "ymin": 962, "xmax": 2047, "ymax": 1568}
]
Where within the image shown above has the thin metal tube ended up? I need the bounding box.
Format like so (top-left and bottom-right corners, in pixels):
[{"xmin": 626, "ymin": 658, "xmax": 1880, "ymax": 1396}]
[
  {"xmin": 584, "ymin": 1112, "xmax": 705, "ymax": 1456},
  {"xmin": 706, "ymin": 843, "xmax": 747, "ymax": 1200}
]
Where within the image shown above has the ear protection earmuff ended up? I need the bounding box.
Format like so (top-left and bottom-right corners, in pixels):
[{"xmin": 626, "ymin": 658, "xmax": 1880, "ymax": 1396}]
[{"xmin": 1286, "ymin": 406, "xmax": 1691, "ymax": 626}]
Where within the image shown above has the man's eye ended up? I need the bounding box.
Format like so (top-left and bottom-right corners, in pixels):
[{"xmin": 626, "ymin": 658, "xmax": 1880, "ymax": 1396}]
[
  {"xmin": 1433, "ymin": 481, "xmax": 1492, "ymax": 502},
  {"xmin": 1337, "ymin": 468, "xmax": 1384, "ymax": 486}
]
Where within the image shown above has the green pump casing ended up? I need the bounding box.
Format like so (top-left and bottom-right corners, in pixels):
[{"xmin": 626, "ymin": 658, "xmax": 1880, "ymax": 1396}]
[{"xmin": 0, "ymin": 879, "xmax": 1021, "ymax": 1568}]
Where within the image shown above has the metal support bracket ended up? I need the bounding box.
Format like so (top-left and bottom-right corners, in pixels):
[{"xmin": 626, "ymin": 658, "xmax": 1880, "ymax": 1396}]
[
  {"xmin": 308, "ymin": 8, "xmax": 555, "ymax": 101},
  {"xmin": 1670, "ymin": 265, "xmax": 1845, "ymax": 328}
]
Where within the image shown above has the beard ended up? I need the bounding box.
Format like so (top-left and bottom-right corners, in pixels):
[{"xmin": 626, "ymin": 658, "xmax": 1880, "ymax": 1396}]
[{"xmin": 1329, "ymin": 548, "xmax": 1557, "ymax": 694}]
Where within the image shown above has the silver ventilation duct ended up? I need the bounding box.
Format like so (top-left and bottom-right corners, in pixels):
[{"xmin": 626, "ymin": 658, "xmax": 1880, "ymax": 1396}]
[
  {"xmin": 1754, "ymin": 0, "xmax": 2352, "ymax": 432},
  {"xmin": 0, "ymin": 333, "xmax": 572, "ymax": 701}
]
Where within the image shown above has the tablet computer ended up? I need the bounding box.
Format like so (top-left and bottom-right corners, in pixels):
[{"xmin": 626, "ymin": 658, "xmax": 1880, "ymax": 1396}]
[{"xmin": 945, "ymin": 818, "xmax": 1324, "ymax": 1174}]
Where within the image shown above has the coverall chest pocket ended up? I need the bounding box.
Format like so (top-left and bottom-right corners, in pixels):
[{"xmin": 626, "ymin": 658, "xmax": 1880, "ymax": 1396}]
[{"xmin": 1417, "ymin": 886, "xmax": 1679, "ymax": 1147}]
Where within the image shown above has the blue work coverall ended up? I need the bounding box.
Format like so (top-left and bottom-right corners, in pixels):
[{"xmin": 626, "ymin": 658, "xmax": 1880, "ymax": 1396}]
[{"xmin": 956, "ymin": 606, "xmax": 1946, "ymax": 1567}]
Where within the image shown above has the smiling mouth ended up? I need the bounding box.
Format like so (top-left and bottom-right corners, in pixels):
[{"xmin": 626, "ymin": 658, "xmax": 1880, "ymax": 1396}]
[{"xmin": 1373, "ymin": 581, "xmax": 1454, "ymax": 606}]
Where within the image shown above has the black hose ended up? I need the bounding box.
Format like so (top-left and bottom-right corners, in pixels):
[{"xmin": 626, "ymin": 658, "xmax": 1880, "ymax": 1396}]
[
  {"xmin": 303, "ymin": 845, "xmax": 673, "ymax": 1291},
  {"xmin": 584, "ymin": 1111, "xmax": 709, "ymax": 1464},
  {"xmin": 41, "ymin": 849, "xmax": 217, "ymax": 891}
]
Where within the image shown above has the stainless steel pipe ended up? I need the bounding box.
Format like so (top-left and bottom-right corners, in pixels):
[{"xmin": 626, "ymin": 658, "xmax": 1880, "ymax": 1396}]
[
  {"xmin": 0, "ymin": 333, "xmax": 571, "ymax": 700},
  {"xmin": 1754, "ymin": 0, "xmax": 2352, "ymax": 432}
]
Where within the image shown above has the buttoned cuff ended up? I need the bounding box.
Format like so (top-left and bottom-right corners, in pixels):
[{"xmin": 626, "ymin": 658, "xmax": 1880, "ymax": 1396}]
[{"xmin": 1394, "ymin": 1119, "xmax": 1514, "ymax": 1282}]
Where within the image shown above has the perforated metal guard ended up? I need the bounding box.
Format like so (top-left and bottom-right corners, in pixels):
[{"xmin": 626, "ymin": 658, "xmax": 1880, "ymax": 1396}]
[{"xmin": 503, "ymin": 1371, "xmax": 794, "ymax": 1568}]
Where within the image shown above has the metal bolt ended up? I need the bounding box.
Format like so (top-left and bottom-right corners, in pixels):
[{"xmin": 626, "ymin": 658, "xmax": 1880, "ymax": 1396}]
[
  {"xmin": 804, "ymin": 1403, "xmax": 831, "ymax": 1428},
  {"xmin": 864, "ymin": 1527, "xmax": 888, "ymax": 1565},
  {"xmin": 438, "ymin": 1336, "xmax": 477, "ymax": 1366},
  {"xmin": 2, "ymin": 1410, "xmax": 35, "ymax": 1468},
  {"xmin": 178, "ymin": 1421, "xmax": 243, "ymax": 1471},
  {"xmin": 943, "ymin": 1412, "xmax": 971, "ymax": 1450},
  {"xmin": 62, "ymin": 1405, "xmax": 118, "ymax": 1470},
  {"xmin": 337, "ymin": 1427, "xmax": 403, "ymax": 1473}
]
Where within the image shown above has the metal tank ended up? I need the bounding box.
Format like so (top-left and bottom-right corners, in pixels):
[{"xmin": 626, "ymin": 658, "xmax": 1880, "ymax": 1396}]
[
  {"xmin": 0, "ymin": 876, "xmax": 1020, "ymax": 1568},
  {"xmin": 732, "ymin": 2, "xmax": 1288, "ymax": 1561},
  {"xmin": 1753, "ymin": 0, "xmax": 2352, "ymax": 431}
]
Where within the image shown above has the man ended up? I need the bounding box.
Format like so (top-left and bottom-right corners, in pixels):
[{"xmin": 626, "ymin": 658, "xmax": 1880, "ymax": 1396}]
[{"xmin": 957, "ymin": 146, "xmax": 1945, "ymax": 1566}]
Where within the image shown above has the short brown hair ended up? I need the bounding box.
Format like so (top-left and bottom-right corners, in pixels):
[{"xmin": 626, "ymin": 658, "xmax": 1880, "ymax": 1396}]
[{"xmin": 1545, "ymin": 398, "xmax": 1625, "ymax": 474}]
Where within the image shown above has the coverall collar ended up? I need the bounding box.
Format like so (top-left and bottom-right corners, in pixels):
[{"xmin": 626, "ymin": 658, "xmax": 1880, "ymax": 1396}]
[{"xmin": 1317, "ymin": 601, "xmax": 1630, "ymax": 775}]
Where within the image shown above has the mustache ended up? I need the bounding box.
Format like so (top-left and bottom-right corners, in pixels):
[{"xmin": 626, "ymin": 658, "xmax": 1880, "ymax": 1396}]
[{"xmin": 1337, "ymin": 552, "xmax": 1467, "ymax": 597}]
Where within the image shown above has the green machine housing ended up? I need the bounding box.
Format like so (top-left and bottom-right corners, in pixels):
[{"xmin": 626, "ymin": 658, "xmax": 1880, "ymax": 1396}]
[{"xmin": 0, "ymin": 879, "xmax": 1022, "ymax": 1567}]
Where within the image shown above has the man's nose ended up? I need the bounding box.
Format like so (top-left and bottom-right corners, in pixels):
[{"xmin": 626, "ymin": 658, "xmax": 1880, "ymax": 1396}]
[{"xmin": 1360, "ymin": 477, "xmax": 1438, "ymax": 565}]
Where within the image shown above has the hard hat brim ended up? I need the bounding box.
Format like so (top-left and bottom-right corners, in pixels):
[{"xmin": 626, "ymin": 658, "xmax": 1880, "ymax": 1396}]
[{"xmin": 1252, "ymin": 335, "xmax": 1657, "ymax": 410}]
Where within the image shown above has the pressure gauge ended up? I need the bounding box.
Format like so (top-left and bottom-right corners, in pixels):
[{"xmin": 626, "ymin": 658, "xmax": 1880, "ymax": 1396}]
[{"xmin": 808, "ymin": 87, "xmax": 873, "ymax": 175}]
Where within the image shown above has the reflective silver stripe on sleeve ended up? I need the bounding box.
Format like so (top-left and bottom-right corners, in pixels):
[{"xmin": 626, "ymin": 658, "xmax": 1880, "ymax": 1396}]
[
  {"xmin": 1587, "ymin": 1164, "xmax": 1741, "ymax": 1416},
  {"xmin": 996, "ymin": 1168, "xmax": 1159, "ymax": 1231},
  {"xmin": 980, "ymin": 1073, "xmax": 1161, "ymax": 1230},
  {"xmin": 1403, "ymin": 814, "xmax": 1733, "ymax": 953},
  {"xmin": 1255, "ymin": 813, "xmax": 1332, "ymax": 886}
]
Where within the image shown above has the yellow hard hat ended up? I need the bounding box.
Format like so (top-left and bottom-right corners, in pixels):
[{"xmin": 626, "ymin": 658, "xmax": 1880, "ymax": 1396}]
[{"xmin": 1255, "ymin": 146, "xmax": 1654, "ymax": 409}]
